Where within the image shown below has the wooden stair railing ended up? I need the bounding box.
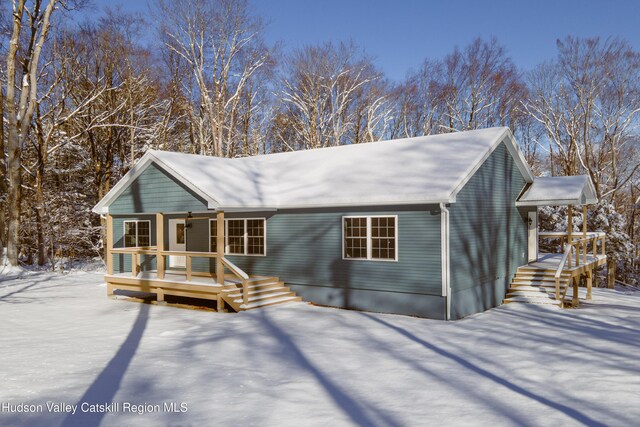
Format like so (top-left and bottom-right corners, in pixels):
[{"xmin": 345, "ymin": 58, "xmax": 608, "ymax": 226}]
[
  {"xmin": 555, "ymin": 243, "xmax": 572, "ymax": 300},
  {"xmin": 220, "ymin": 257, "xmax": 250, "ymax": 305}
]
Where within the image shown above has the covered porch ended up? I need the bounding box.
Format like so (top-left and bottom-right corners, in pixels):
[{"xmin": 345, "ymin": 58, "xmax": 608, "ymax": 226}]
[
  {"xmin": 104, "ymin": 211, "xmax": 300, "ymax": 312},
  {"xmin": 509, "ymin": 175, "xmax": 608, "ymax": 307}
]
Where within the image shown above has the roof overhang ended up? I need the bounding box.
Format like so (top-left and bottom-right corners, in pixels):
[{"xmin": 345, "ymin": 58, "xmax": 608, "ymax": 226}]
[
  {"xmin": 516, "ymin": 175, "xmax": 598, "ymax": 207},
  {"xmin": 92, "ymin": 151, "xmax": 219, "ymax": 214}
]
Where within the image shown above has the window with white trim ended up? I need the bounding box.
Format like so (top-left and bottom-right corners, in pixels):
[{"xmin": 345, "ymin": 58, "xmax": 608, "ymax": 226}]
[
  {"xmin": 209, "ymin": 218, "xmax": 266, "ymax": 256},
  {"xmin": 123, "ymin": 220, "xmax": 151, "ymax": 248},
  {"xmin": 343, "ymin": 216, "xmax": 397, "ymax": 261}
]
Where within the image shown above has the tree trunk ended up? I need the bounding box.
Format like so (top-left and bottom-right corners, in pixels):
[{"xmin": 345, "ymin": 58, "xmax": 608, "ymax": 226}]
[
  {"xmin": 607, "ymin": 259, "xmax": 616, "ymax": 289},
  {"xmin": 6, "ymin": 128, "xmax": 21, "ymax": 265},
  {"xmin": 35, "ymin": 162, "xmax": 47, "ymax": 266},
  {"xmin": 0, "ymin": 73, "xmax": 6, "ymax": 262}
]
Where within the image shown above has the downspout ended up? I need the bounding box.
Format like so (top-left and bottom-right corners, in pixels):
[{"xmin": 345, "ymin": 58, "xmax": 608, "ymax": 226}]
[{"xmin": 440, "ymin": 203, "xmax": 451, "ymax": 320}]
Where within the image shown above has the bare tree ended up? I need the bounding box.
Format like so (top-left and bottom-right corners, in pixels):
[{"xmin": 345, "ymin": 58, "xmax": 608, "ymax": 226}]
[
  {"xmin": 3, "ymin": 0, "xmax": 61, "ymax": 266},
  {"xmin": 276, "ymin": 41, "xmax": 389, "ymax": 150},
  {"xmin": 157, "ymin": 0, "xmax": 271, "ymax": 157},
  {"xmin": 525, "ymin": 37, "xmax": 640, "ymax": 198}
]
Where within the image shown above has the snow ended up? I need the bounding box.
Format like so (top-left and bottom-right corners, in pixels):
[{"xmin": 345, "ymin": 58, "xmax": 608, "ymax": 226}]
[
  {"xmin": 2, "ymin": 271, "xmax": 640, "ymax": 426},
  {"xmin": 517, "ymin": 175, "xmax": 598, "ymax": 206},
  {"xmin": 95, "ymin": 127, "xmax": 533, "ymax": 213},
  {"xmin": 0, "ymin": 248, "xmax": 28, "ymax": 280}
]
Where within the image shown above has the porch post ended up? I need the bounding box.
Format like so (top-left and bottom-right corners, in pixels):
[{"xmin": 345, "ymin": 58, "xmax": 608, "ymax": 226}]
[
  {"xmin": 156, "ymin": 212, "xmax": 165, "ymax": 279},
  {"xmin": 105, "ymin": 214, "xmax": 113, "ymax": 275},
  {"xmin": 216, "ymin": 210, "xmax": 225, "ymax": 284},
  {"xmin": 567, "ymin": 204, "xmax": 574, "ymax": 266},
  {"xmin": 582, "ymin": 205, "xmax": 587, "ymax": 264}
]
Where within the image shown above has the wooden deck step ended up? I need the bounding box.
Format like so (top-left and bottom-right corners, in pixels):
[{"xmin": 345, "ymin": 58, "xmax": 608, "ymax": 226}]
[
  {"xmin": 240, "ymin": 296, "xmax": 302, "ymax": 310},
  {"xmin": 506, "ymin": 290, "xmax": 557, "ymax": 298},
  {"xmin": 225, "ymin": 286, "xmax": 290, "ymax": 299},
  {"xmin": 503, "ymin": 296, "xmax": 562, "ymax": 305},
  {"xmin": 511, "ymin": 280, "xmax": 570, "ymax": 287},
  {"xmin": 507, "ymin": 286, "xmax": 557, "ymax": 294},
  {"xmin": 232, "ymin": 291, "xmax": 295, "ymax": 304},
  {"xmin": 219, "ymin": 277, "xmax": 301, "ymax": 312},
  {"xmin": 223, "ymin": 281, "xmax": 283, "ymax": 290}
]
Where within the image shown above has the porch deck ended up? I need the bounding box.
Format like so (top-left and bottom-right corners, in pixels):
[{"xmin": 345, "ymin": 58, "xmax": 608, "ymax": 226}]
[
  {"xmin": 527, "ymin": 253, "xmax": 607, "ymax": 274},
  {"xmin": 105, "ymin": 269, "xmax": 300, "ymax": 312},
  {"xmin": 505, "ymin": 231, "xmax": 607, "ymax": 308}
]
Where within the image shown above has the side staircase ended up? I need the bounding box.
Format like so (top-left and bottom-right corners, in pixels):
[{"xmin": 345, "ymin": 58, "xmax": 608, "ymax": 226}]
[
  {"xmin": 503, "ymin": 266, "xmax": 572, "ymax": 307},
  {"xmin": 220, "ymin": 276, "xmax": 301, "ymax": 312}
]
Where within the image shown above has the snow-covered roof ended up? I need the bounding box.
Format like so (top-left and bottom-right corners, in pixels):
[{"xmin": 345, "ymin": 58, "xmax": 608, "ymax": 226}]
[
  {"xmin": 516, "ymin": 175, "xmax": 598, "ymax": 206},
  {"xmin": 93, "ymin": 127, "xmax": 534, "ymax": 214}
]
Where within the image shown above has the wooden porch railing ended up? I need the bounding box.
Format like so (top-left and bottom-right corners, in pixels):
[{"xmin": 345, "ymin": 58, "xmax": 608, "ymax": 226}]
[
  {"xmin": 539, "ymin": 231, "xmax": 606, "ymax": 267},
  {"xmin": 108, "ymin": 248, "xmax": 252, "ymax": 304},
  {"xmin": 539, "ymin": 231, "xmax": 606, "ymax": 302},
  {"xmin": 110, "ymin": 247, "xmax": 218, "ymax": 280}
]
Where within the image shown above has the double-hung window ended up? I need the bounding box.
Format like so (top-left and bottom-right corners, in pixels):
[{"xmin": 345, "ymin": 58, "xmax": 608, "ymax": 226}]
[
  {"xmin": 343, "ymin": 216, "xmax": 397, "ymax": 261},
  {"xmin": 123, "ymin": 220, "xmax": 151, "ymax": 248},
  {"xmin": 210, "ymin": 218, "xmax": 266, "ymax": 256}
]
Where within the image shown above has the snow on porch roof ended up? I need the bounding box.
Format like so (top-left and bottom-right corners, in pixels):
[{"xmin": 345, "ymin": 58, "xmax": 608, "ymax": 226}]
[
  {"xmin": 93, "ymin": 127, "xmax": 534, "ymax": 214},
  {"xmin": 516, "ymin": 175, "xmax": 598, "ymax": 207}
]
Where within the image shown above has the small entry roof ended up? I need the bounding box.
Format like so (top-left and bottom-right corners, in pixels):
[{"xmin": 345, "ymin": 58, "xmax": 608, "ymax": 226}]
[{"xmin": 516, "ymin": 175, "xmax": 598, "ymax": 207}]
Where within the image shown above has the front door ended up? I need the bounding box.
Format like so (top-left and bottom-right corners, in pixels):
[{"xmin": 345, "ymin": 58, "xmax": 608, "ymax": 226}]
[
  {"xmin": 168, "ymin": 219, "xmax": 186, "ymax": 268},
  {"xmin": 528, "ymin": 211, "xmax": 538, "ymax": 263}
]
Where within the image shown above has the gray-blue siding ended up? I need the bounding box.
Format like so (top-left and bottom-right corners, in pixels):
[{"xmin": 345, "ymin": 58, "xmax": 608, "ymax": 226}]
[
  {"xmin": 109, "ymin": 163, "xmax": 208, "ymax": 214},
  {"xmin": 111, "ymin": 208, "xmax": 444, "ymax": 318},
  {"xmin": 448, "ymin": 141, "xmax": 532, "ymax": 319}
]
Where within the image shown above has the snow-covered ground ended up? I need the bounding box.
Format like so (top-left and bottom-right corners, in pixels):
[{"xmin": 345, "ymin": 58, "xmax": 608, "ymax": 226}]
[{"xmin": 1, "ymin": 270, "xmax": 639, "ymax": 427}]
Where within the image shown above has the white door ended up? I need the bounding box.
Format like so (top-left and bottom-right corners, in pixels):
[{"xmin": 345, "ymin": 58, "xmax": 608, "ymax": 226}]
[
  {"xmin": 168, "ymin": 219, "xmax": 186, "ymax": 268},
  {"xmin": 528, "ymin": 211, "xmax": 538, "ymax": 263}
]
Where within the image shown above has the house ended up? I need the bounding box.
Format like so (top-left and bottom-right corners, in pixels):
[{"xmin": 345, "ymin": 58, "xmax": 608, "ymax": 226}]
[{"xmin": 92, "ymin": 127, "xmax": 606, "ymax": 319}]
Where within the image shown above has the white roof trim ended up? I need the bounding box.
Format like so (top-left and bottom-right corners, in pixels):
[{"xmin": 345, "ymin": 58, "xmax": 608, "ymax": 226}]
[
  {"xmin": 92, "ymin": 151, "xmax": 219, "ymax": 214},
  {"xmin": 515, "ymin": 175, "xmax": 598, "ymax": 207}
]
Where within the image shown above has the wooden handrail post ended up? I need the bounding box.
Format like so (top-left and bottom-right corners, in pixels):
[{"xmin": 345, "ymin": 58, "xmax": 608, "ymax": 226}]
[
  {"xmin": 106, "ymin": 214, "xmax": 113, "ymax": 274},
  {"xmin": 555, "ymin": 277, "xmax": 560, "ymax": 300},
  {"xmin": 216, "ymin": 210, "xmax": 225, "ymax": 284},
  {"xmin": 186, "ymin": 255, "xmax": 192, "ymax": 281},
  {"xmin": 131, "ymin": 252, "xmax": 138, "ymax": 277},
  {"xmin": 156, "ymin": 212, "xmax": 165, "ymax": 279},
  {"xmin": 567, "ymin": 204, "xmax": 573, "ymax": 244},
  {"xmin": 242, "ymin": 278, "xmax": 249, "ymax": 306}
]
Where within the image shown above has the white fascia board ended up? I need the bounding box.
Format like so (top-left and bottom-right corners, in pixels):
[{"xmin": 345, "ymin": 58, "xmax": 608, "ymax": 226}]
[
  {"xmin": 218, "ymin": 198, "xmax": 450, "ymax": 211},
  {"xmin": 91, "ymin": 150, "xmax": 219, "ymax": 215},
  {"xmin": 584, "ymin": 177, "xmax": 598, "ymax": 204},
  {"xmin": 516, "ymin": 198, "xmax": 585, "ymax": 207},
  {"xmin": 447, "ymin": 128, "xmax": 534, "ymax": 203}
]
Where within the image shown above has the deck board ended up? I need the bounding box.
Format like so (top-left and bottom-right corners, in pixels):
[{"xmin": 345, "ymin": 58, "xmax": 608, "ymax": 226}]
[{"xmin": 526, "ymin": 253, "xmax": 606, "ymax": 273}]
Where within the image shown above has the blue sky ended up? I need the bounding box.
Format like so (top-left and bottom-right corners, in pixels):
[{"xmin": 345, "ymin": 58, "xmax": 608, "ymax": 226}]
[{"xmin": 89, "ymin": 0, "xmax": 640, "ymax": 82}]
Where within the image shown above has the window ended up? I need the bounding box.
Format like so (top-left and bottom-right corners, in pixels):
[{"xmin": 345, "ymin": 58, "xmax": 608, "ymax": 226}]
[
  {"xmin": 247, "ymin": 219, "xmax": 265, "ymax": 255},
  {"xmin": 343, "ymin": 216, "xmax": 397, "ymax": 261},
  {"xmin": 209, "ymin": 218, "xmax": 266, "ymax": 256},
  {"xmin": 210, "ymin": 220, "xmax": 217, "ymax": 252},
  {"xmin": 123, "ymin": 220, "xmax": 151, "ymax": 248},
  {"xmin": 227, "ymin": 220, "xmax": 245, "ymax": 254}
]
